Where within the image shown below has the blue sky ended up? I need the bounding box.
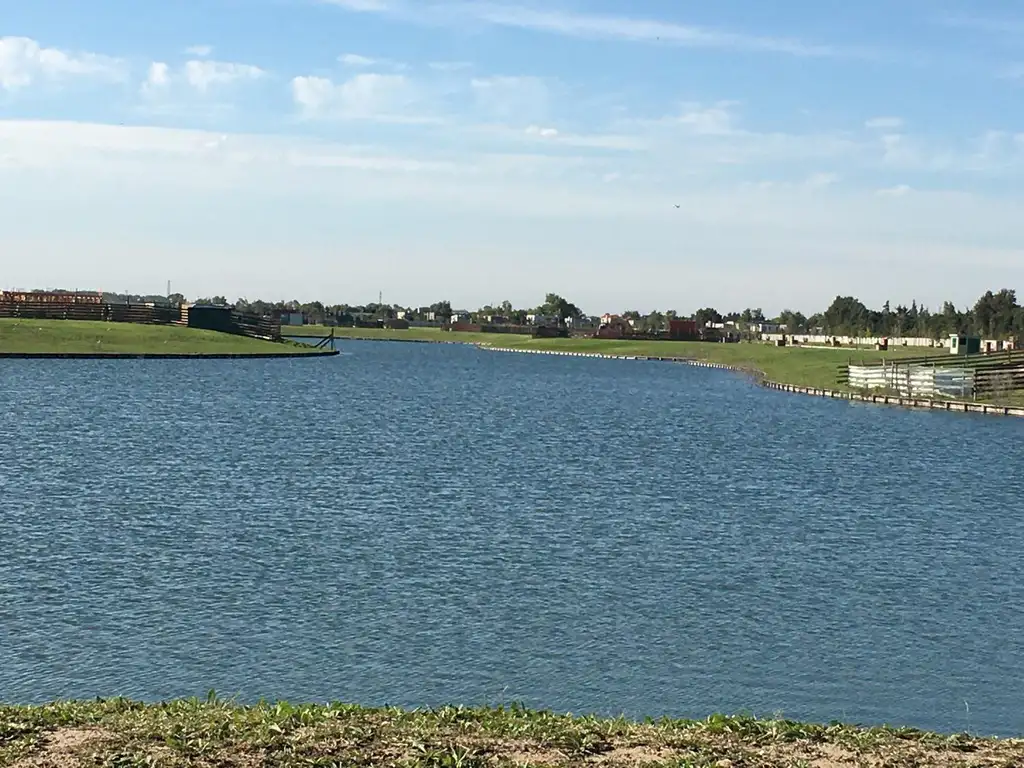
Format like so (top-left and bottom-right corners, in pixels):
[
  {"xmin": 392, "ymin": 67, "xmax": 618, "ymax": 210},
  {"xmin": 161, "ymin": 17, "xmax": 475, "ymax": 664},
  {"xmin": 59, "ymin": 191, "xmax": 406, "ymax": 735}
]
[{"xmin": 2, "ymin": 0, "xmax": 1024, "ymax": 313}]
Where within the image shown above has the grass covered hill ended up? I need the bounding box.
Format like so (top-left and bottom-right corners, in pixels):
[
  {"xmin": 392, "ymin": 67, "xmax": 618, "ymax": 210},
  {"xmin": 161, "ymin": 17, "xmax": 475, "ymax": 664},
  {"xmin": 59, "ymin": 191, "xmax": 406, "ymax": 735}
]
[{"xmin": 0, "ymin": 320, "xmax": 324, "ymax": 356}]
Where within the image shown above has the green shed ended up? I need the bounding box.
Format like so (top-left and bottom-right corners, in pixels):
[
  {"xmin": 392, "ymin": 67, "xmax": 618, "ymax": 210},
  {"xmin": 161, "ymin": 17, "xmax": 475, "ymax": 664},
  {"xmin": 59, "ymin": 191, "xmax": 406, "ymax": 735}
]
[{"xmin": 949, "ymin": 333, "xmax": 981, "ymax": 356}]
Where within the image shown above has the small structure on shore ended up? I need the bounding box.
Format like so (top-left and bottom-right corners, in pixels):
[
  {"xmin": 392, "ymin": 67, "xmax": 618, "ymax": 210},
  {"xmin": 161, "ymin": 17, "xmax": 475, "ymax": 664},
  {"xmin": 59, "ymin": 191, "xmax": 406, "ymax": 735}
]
[
  {"xmin": 950, "ymin": 334, "xmax": 981, "ymax": 356},
  {"xmin": 184, "ymin": 304, "xmax": 235, "ymax": 333}
]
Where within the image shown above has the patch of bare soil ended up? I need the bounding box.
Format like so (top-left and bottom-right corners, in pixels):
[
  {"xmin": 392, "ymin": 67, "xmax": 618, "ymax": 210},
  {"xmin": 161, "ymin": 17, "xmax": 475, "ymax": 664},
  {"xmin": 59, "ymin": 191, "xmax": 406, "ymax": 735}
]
[{"xmin": 11, "ymin": 729, "xmax": 108, "ymax": 768}]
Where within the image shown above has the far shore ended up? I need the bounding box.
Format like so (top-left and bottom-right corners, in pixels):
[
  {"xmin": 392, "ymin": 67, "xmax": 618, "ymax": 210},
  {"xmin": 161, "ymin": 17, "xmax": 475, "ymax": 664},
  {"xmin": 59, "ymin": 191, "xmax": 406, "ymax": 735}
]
[{"xmin": 295, "ymin": 325, "xmax": 1024, "ymax": 411}]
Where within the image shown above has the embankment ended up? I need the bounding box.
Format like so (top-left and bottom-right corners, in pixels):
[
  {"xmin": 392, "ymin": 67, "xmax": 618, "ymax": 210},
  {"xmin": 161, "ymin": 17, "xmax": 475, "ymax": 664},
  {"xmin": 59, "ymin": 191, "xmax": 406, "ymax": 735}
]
[{"xmin": 482, "ymin": 346, "xmax": 1024, "ymax": 419}]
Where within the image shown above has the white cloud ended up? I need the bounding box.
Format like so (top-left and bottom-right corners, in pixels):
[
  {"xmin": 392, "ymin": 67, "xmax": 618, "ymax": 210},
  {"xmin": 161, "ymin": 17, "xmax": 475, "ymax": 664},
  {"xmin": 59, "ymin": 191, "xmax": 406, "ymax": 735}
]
[
  {"xmin": 525, "ymin": 125, "xmax": 558, "ymax": 138},
  {"xmin": 184, "ymin": 45, "xmax": 213, "ymax": 57},
  {"xmin": 140, "ymin": 59, "xmax": 266, "ymax": 102},
  {"xmin": 877, "ymin": 184, "xmax": 912, "ymax": 197},
  {"xmin": 676, "ymin": 102, "xmax": 736, "ymax": 135},
  {"xmin": 0, "ymin": 36, "xmax": 124, "ymax": 90},
  {"xmin": 291, "ymin": 73, "xmax": 431, "ymax": 121},
  {"xmin": 145, "ymin": 62, "xmax": 171, "ymax": 90},
  {"xmin": 866, "ymin": 116, "xmax": 904, "ymax": 129},
  {"xmin": 184, "ymin": 60, "xmax": 265, "ymax": 92}
]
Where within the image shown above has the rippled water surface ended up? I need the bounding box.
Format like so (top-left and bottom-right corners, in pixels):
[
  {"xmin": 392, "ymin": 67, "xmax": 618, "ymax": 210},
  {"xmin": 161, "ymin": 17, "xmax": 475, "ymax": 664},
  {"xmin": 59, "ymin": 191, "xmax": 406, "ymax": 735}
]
[{"xmin": 3, "ymin": 340, "xmax": 1024, "ymax": 735}]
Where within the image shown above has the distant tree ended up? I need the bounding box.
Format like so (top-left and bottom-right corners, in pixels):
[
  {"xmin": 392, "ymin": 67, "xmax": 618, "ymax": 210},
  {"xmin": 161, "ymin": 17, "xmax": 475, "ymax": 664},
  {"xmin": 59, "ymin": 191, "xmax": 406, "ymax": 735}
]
[
  {"xmin": 778, "ymin": 309, "xmax": 807, "ymax": 333},
  {"xmin": 694, "ymin": 307, "xmax": 722, "ymax": 328},
  {"xmin": 542, "ymin": 293, "xmax": 581, "ymax": 322},
  {"xmin": 822, "ymin": 296, "xmax": 869, "ymax": 335},
  {"xmin": 642, "ymin": 310, "xmax": 666, "ymax": 333},
  {"xmin": 973, "ymin": 289, "xmax": 1018, "ymax": 338}
]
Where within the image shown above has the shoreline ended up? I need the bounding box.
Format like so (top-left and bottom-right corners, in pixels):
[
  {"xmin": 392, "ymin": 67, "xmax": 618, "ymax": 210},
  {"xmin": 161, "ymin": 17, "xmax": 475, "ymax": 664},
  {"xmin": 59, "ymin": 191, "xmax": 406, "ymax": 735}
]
[
  {"xmin": 0, "ymin": 349, "xmax": 339, "ymax": 359},
  {"xmin": 482, "ymin": 345, "xmax": 1024, "ymax": 419}
]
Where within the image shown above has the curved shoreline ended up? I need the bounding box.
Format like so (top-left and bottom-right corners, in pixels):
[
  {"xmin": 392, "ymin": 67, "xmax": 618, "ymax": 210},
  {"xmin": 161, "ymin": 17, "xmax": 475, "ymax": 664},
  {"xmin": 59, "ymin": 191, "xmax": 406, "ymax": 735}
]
[
  {"xmin": 0, "ymin": 349, "xmax": 340, "ymax": 359},
  {"xmin": 482, "ymin": 346, "xmax": 1024, "ymax": 419}
]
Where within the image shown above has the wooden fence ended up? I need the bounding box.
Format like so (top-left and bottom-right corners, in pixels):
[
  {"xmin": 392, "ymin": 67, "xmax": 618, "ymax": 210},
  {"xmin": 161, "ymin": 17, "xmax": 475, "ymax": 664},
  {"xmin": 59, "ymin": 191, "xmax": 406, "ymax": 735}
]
[{"xmin": 843, "ymin": 350, "xmax": 1024, "ymax": 400}]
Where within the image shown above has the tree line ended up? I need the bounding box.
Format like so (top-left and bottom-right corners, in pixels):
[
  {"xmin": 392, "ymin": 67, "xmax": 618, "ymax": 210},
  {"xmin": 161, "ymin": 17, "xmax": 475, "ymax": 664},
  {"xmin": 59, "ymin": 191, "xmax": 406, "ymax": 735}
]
[{"xmin": 193, "ymin": 288, "xmax": 1022, "ymax": 340}]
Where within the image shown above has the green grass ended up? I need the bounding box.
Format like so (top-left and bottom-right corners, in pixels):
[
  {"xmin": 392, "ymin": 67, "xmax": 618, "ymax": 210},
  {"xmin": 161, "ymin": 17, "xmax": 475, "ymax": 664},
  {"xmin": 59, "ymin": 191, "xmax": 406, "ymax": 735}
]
[
  {"xmin": 0, "ymin": 699, "xmax": 1015, "ymax": 767},
  {"xmin": 0, "ymin": 319, "xmax": 322, "ymax": 356}
]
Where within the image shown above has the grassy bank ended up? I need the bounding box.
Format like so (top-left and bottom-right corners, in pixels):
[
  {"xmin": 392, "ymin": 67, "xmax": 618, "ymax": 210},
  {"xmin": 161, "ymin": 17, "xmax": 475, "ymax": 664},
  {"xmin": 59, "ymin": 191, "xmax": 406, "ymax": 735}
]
[
  {"xmin": 0, "ymin": 320, "xmax": 322, "ymax": 356},
  {"xmin": 308, "ymin": 326, "xmax": 926, "ymax": 391},
  {"xmin": 1, "ymin": 699, "xmax": 1016, "ymax": 768}
]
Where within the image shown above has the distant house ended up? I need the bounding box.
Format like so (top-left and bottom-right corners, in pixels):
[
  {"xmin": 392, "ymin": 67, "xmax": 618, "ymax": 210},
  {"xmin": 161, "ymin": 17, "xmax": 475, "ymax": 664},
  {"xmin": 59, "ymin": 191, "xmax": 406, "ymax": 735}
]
[
  {"xmin": 567, "ymin": 316, "xmax": 599, "ymax": 330},
  {"xmin": 600, "ymin": 313, "xmax": 618, "ymax": 325},
  {"xmin": 280, "ymin": 312, "xmax": 304, "ymax": 326},
  {"xmin": 3, "ymin": 290, "xmax": 103, "ymax": 305},
  {"xmin": 527, "ymin": 313, "xmax": 554, "ymax": 326},
  {"xmin": 596, "ymin": 315, "xmax": 633, "ymax": 339}
]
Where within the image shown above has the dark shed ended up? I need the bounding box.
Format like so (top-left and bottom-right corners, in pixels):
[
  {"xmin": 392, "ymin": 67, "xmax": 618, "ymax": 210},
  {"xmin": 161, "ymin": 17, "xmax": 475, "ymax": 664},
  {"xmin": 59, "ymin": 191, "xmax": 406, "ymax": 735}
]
[{"xmin": 186, "ymin": 304, "xmax": 234, "ymax": 333}]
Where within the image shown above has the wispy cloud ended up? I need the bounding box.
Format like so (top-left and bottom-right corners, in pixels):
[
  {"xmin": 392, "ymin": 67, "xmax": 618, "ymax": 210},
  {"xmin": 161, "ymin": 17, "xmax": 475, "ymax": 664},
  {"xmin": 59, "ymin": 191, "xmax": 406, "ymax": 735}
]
[
  {"xmin": 320, "ymin": 0, "xmax": 868, "ymax": 59},
  {"xmin": 471, "ymin": 75, "xmax": 549, "ymax": 121},
  {"xmin": 339, "ymin": 53, "xmax": 377, "ymax": 67},
  {"xmin": 184, "ymin": 45, "xmax": 213, "ymax": 57},
  {"xmin": 325, "ymin": 0, "xmax": 390, "ymax": 10},
  {"xmin": 866, "ymin": 116, "xmax": 904, "ymax": 129},
  {"xmin": 0, "ymin": 36, "xmax": 124, "ymax": 91},
  {"xmin": 999, "ymin": 64, "xmax": 1024, "ymax": 81},
  {"xmin": 339, "ymin": 52, "xmax": 408, "ymax": 70},
  {"xmin": 429, "ymin": 61, "xmax": 472, "ymax": 72},
  {"xmin": 935, "ymin": 14, "xmax": 1024, "ymax": 35},
  {"xmin": 877, "ymin": 184, "xmax": 911, "ymax": 197}
]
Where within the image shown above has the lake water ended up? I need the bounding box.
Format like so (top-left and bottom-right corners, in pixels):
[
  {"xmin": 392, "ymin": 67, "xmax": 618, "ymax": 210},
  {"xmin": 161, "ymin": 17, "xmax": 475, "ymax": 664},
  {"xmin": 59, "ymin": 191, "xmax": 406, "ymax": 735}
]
[{"xmin": 2, "ymin": 340, "xmax": 1024, "ymax": 736}]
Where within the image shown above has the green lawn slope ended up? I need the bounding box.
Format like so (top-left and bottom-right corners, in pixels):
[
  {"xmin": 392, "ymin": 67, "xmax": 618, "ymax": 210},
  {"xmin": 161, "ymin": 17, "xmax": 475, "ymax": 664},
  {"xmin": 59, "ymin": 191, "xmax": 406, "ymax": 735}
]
[
  {"xmin": 0, "ymin": 319, "xmax": 322, "ymax": 356},
  {"xmin": 0, "ymin": 699, "xmax": 1016, "ymax": 767}
]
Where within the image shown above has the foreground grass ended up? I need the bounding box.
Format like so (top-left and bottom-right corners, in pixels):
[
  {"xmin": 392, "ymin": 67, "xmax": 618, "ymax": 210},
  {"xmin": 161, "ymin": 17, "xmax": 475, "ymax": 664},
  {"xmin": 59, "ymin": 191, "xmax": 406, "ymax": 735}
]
[
  {"xmin": 1, "ymin": 699, "xmax": 1019, "ymax": 768},
  {"xmin": 0, "ymin": 320, "xmax": 319, "ymax": 356}
]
